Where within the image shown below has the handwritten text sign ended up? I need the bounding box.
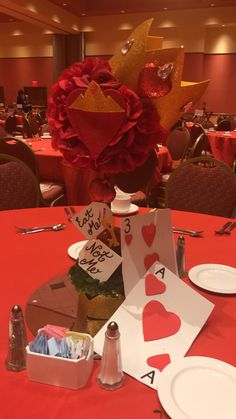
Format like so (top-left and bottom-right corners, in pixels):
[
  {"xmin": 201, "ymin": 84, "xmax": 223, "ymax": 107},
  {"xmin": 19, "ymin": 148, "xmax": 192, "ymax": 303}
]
[
  {"xmin": 71, "ymin": 202, "xmax": 112, "ymax": 239},
  {"xmin": 78, "ymin": 239, "xmax": 122, "ymax": 282}
]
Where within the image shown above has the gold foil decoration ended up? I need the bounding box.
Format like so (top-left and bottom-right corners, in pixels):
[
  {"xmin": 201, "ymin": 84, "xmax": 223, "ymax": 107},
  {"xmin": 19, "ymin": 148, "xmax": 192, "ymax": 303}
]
[
  {"xmin": 110, "ymin": 19, "xmax": 209, "ymax": 129},
  {"xmin": 69, "ymin": 80, "xmax": 125, "ymax": 113},
  {"xmin": 101, "ymin": 214, "xmax": 120, "ymax": 248}
]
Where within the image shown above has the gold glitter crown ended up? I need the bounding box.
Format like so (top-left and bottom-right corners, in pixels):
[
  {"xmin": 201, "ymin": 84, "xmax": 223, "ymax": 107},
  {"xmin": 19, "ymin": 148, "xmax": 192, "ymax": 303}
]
[
  {"xmin": 110, "ymin": 19, "xmax": 209, "ymax": 129},
  {"xmin": 69, "ymin": 80, "xmax": 125, "ymax": 113}
]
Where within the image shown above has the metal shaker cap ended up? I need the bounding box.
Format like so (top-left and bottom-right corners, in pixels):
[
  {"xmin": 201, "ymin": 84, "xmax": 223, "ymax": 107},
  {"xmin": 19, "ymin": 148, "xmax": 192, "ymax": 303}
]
[
  {"xmin": 11, "ymin": 305, "xmax": 23, "ymax": 318},
  {"xmin": 106, "ymin": 321, "xmax": 119, "ymax": 337}
]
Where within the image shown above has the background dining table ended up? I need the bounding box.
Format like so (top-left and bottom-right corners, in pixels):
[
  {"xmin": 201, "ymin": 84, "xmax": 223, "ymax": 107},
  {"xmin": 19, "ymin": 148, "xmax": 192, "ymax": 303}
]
[
  {"xmin": 27, "ymin": 138, "xmax": 172, "ymax": 180},
  {"xmin": 206, "ymin": 130, "xmax": 236, "ymax": 167},
  {"xmin": 26, "ymin": 138, "xmax": 173, "ymax": 205},
  {"xmin": 26, "ymin": 137, "xmax": 63, "ymax": 183},
  {"xmin": 0, "ymin": 206, "xmax": 235, "ymax": 419}
]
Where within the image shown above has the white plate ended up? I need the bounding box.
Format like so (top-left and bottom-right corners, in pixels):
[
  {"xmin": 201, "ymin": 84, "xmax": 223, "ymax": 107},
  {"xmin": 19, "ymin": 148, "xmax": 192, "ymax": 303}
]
[
  {"xmin": 188, "ymin": 264, "xmax": 236, "ymax": 294},
  {"xmin": 67, "ymin": 240, "xmax": 88, "ymax": 260},
  {"xmin": 111, "ymin": 203, "xmax": 138, "ymax": 215},
  {"xmin": 158, "ymin": 356, "xmax": 236, "ymax": 419}
]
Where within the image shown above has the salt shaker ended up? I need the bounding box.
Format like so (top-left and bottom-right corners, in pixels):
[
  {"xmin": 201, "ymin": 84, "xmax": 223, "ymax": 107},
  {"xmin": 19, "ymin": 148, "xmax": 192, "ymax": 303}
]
[
  {"xmin": 176, "ymin": 235, "xmax": 187, "ymax": 279},
  {"xmin": 5, "ymin": 305, "xmax": 28, "ymax": 371},
  {"xmin": 97, "ymin": 321, "xmax": 124, "ymax": 390}
]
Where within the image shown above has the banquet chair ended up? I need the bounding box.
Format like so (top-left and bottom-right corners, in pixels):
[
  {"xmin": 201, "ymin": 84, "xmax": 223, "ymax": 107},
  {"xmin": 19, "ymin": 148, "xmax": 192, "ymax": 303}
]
[
  {"xmin": 216, "ymin": 119, "xmax": 231, "ymax": 131},
  {"xmin": 154, "ymin": 126, "xmax": 190, "ymax": 208},
  {"xmin": 165, "ymin": 156, "xmax": 236, "ymax": 218},
  {"xmin": 22, "ymin": 116, "xmax": 33, "ymax": 138},
  {"xmin": 189, "ymin": 123, "xmax": 205, "ymax": 147},
  {"xmin": 5, "ymin": 115, "xmax": 21, "ymax": 136},
  {"xmin": 27, "ymin": 112, "xmax": 42, "ymax": 137},
  {"xmin": 0, "ymin": 153, "xmax": 41, "ymax": 210},
  {"xmin": 0, "ymin": 136, "xmax": 65, "ymax": 206},
  {"xmin": 166, "ymin": 126, "xmax": 191, "ymax": 163},
  {"xmin": 186, "ymin": 133, "xmax": 211, "ymax": 159},
  {"xmin": 230, "ymin": 118, "xmax": 236, "ymax": 130}
]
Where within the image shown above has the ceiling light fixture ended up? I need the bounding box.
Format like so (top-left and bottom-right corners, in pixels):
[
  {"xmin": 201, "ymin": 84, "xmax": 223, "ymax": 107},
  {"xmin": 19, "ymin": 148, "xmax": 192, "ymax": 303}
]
[
  {"xmin": 210, "ymin": 3, "xmax": 215, "ymax": 6},
  {"xmin": 81, "ymin": 12, "xmax": 86, "ymax": 16},
  {"xmin": 163, "ymin": 7, "xmax": 168, "ymax": 11},
  {"xmin": 120, "ymin": 10, "xmax": 125, "ymax": 14}
]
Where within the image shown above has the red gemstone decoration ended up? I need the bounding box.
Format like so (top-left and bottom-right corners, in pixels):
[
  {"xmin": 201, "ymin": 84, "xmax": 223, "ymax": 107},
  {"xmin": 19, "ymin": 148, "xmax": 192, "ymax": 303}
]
[{"xmin": 138, "ymin": 62, "xmax": 173, "ymax": 98}]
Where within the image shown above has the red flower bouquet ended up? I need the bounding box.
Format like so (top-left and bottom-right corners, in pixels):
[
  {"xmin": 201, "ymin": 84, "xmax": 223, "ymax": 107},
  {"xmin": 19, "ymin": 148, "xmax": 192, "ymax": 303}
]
[
  {"xmin": 48, "ymin": 58, "xmax": 167, "ymax": 200},
  {"xmin": 47, "ymin": 17, "xmax": 209, "ymax": 203}
]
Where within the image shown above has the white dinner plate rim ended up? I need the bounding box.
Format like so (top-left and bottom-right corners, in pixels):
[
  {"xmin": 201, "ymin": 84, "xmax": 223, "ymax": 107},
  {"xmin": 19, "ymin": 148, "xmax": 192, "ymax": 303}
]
[
  {"xmin": 67, "ymin": 240, "xmax": 88, "ymax": 260},
  {"xmin": 111, "ymin": 203, "xmax": 138, "ymax": 215},
  {"xmin": 188, "ymin": 263, "xmax": 236, "ymax": 294},
  {"xmin": 157, "ymin": 356, "xmax": 236, "ymax": 419}
]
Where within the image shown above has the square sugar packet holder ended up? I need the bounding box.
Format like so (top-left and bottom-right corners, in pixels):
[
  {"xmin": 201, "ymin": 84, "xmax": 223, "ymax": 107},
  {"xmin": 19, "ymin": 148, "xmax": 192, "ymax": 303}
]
[{"xmin": 26, "ymin": 329, "xmax": 94, "ymax": 390}]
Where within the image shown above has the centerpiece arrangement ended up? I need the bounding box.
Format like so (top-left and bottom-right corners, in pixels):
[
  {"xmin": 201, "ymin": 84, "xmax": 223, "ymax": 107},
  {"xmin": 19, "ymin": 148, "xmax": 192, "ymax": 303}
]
[{"xmin": 47, "ymin": 19, "xmax": 209, "ymax": 335}]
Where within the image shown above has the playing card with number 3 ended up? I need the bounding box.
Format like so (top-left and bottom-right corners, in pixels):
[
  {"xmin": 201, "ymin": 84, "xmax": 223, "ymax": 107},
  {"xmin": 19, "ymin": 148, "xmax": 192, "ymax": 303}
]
[{"xmin": 120, "ymin": 208, "xmax": 177, "ymax": 295}]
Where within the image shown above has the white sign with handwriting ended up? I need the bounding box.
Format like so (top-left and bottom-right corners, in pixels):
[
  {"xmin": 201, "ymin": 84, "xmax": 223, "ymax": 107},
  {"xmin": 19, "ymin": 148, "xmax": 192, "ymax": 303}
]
[
  {"xmin": 78, "ymin": 239, "xmax": 122, "ymax": 282},
  {"xmin": 71, "ymin": 202, "xmax": 112, "ymax": 239}
]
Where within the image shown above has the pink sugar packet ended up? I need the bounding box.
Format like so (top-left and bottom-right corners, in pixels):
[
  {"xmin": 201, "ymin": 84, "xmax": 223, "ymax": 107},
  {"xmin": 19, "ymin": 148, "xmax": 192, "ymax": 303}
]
[{"xmin": 39, "ymin": 324, "xmax": 69, "ymax": 339}]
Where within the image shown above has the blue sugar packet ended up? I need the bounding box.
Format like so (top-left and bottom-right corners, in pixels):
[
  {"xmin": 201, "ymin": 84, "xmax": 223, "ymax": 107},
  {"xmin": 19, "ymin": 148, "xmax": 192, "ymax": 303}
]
[
  {"xmin": 29, "ymin": 334, "xmax": 48, "ymax": 354},
  {"xmin": 47, "ymin": 337, "xmax": 61, "ymax": 356},
  {"xmin": 60, "ymin": 339, "xmax": 70, "ymax": 358}
]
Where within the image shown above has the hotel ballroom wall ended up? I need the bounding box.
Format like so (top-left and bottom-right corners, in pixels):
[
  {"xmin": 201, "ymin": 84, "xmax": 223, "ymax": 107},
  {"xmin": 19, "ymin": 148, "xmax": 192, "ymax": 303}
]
[{"xmin": 0, "ymin": 7, "xmax": 236, "ymax": 114}]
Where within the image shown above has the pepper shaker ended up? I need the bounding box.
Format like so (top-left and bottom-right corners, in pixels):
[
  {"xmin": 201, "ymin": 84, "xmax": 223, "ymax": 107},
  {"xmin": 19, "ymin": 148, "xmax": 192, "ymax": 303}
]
[
  {"xmin": 176, "ymin": 235, "xmax": 187, "ymax": 279},
  {"xmin": 97, "ymin": 321, "xmax": 124, "ymax": 390},
  {"xmin": 5, "ymin": 305, "xmax": 28, "ymax": 371}
]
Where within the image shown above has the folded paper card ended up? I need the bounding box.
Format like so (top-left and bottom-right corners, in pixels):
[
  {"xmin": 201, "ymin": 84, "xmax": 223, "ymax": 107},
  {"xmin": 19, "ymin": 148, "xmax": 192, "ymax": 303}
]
[
  {"xmin": 94, "ymin": 262, "xmax": 214, "ymax": 390},
  {"xmin": 78, "ymin": 239, "xmax": 122, "ymax": 282},
  {"xmin": 71, "ymin": 202, "xmax": 112, "ymax": 239}
]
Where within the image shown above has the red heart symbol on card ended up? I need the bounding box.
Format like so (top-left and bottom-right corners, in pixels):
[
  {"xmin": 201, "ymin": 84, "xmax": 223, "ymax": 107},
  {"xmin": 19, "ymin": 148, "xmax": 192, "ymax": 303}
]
[
  {"xmin": 143, "ymin": 300, "xmax": 181, "ymax": 341},
  {"xmin": 66, "ymin": 86, "xmax": 127, "ymax": 157},
  {"xmin": 146, "ymin": 354, "xmax": 171, "ymax": 371},
  {"xmin": 144, "ymin": 253, "xmax": 159, "ymax": 270},
  {"xmin": 125, "ymin": 234, "xmax": 133, "ymax": 246},
  {"xmin": 145, "ymin": 274, "xmax": 166, "ymax": 296},
  {"xmin": 142, "ymin": 224, "xmax": 156, "ymax": 247}
]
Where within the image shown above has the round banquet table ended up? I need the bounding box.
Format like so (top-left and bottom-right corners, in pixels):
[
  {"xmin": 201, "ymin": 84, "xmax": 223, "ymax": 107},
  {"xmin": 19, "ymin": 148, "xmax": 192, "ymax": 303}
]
[
  {"xmin": 206, "ymin": 130, "xmax": 236, "ymax": 167},
  {"xmin": 26, "ymin": 137, "xmax": 63, "ymax": 183},
  {"xmin": 0, "ymin": 206, "xmax": 236, "ymax": 419},
  {"xmin": 26, "ymin": 139, "xmax": 172, "ymax": 205}
]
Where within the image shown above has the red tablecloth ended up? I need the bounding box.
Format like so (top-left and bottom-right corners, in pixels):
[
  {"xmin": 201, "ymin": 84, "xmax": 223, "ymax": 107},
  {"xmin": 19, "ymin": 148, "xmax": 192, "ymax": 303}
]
[
  {"xmin": 26, "ymin": 140, "xmax": 172, "ymax": 203},
  {"xmin": 61, "ymin": 146, "xmax": 172, "ymax": 205},
  {"xmin": 0, "ymin": 207, "xmax": 235, "ymax": 419},
  {"xmin": 26, "ymin": 138, "xmax": 63, "ymax": 182},
  {"xmin": 206, "ymin": 131, "xmax": 236, "ymax": 166}
]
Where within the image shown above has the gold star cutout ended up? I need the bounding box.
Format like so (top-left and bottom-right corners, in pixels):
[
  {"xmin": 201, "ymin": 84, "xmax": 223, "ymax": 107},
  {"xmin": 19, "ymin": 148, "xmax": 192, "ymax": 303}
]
[{"xmin": 110, "ymin": 19, "xmax": 209, "ymax": 129}]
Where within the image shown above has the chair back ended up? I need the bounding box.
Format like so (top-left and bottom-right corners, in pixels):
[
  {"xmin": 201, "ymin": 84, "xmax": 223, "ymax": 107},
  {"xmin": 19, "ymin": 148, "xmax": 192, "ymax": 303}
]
[
  {"xmin": 0, "ymin": 153, "xmax": 41, "ymax": 210},
  {"xmin": 229, "ymin": 118, "xmax": 236, "ymax": 130},
  {"xmin": 22, "ymin": 117, "xmax": 33, "ymax": 137},
  {"xmin": 5, "ymin": 115, "xmax": 17, "ymax": 135},
  {"xmin": 27, "ymin": 112, "xmax": 42, "ymax": 136},
  {"xmin": 166, "ymin": 126, "xmax": 190, "ymax": 161},
  {"xmin": 165, "ymin": 156, "xmax": 236, "ymax": 218},
  {"xmin": 186, "ymin": 133, "xmax": 208, "ymax": 159},
  {"xmin": 0, "ymin": 135, "xmax": 39, "ymax": 179},
  {"xmin": 216, "ymin": 119, "xmax": 231, "ymax": 131},
  {"xmin": 189, "ymin": 123, "xmax": 205, "ymax": 146}
]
